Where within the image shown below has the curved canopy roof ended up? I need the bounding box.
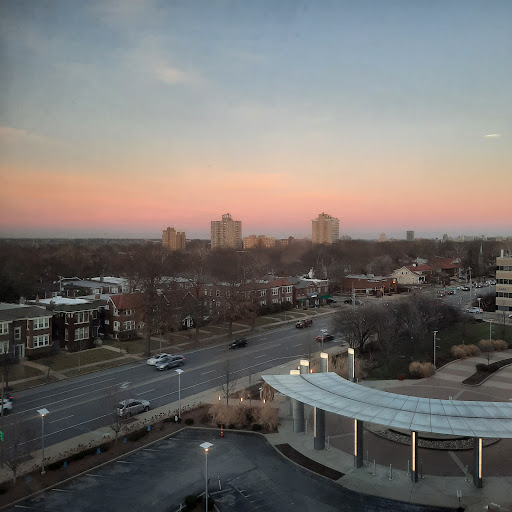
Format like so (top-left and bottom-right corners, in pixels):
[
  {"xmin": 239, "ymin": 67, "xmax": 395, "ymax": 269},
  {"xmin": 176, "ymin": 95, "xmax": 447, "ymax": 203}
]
[{"xmin": 262, "ymin": 372, "xmax": 512, "ymax": 439}]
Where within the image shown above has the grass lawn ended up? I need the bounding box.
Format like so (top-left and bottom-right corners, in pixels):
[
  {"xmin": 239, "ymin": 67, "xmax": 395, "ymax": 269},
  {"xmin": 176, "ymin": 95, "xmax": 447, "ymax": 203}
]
[
  {"xmin": 37, "ymin": 348, "xmax": 124, "ymax": 372},
  {"xmin": 7, "ymin": 363, "xmax": 43, "ymax": 381},
  {"xmin": 366, "ymin": 320, "xmax": 512, "ymax": 381}
]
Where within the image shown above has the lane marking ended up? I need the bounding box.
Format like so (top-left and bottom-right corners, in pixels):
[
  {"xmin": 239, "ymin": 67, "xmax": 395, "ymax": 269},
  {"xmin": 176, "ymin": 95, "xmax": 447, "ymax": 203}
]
[
  {"xmin": 49, "ymin": 415, "xmax": 74, "ymax": 424},
  {"xmin": 117, "ymin": 460, "xmax": 134, "ymax": 464},
  {"xmin": 136, "ymin": 389, "xmax": 154, "ymax": 396},
  {"xmin": 201, "ymin": 370, "xmax": 215, "ymax": 375},
  {"xmin": 254, "ymin": 354, "xmax": 266, "ymax": 359}
]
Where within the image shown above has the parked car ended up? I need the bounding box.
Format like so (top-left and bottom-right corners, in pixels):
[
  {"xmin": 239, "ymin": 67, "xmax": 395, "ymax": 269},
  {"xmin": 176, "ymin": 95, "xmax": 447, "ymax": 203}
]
[
  {"xmin": 229, "ymin": 338, "xmax": 248, "ymax": 349},
  {"xmin": 147, "ymin": 353, "xmax": 171, "ymax": 366},
  {"xmin": 461, "ymin": 286, "xmax": 470, "ymax": 291},
  {"xmin": 155, "ymin": 355, "xmax": 186, "ymax": 370},
  {"xmin": 466, "ymin": 307, "xmax": 483, "ymax": 314},
  {"xmin": 344, "ymin": 298, "xmax": 362, "ymax": 305},
  {"xmin": 296, "ymin": 319, "xmax": 313, "ymax": 328},
  {"xmin": 447, "ymin": 290, "xmax": 454, "ymax": 295},
  {"xmin": 117, "ymin": 399, "xmax": 150, "ymax": 418}
]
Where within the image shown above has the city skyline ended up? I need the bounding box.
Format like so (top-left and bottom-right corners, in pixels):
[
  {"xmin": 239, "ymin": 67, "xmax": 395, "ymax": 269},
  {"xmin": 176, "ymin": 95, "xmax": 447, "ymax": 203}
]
[{"xmin": 1, "ymin": 1, "xmax": 511, "ymax": 239}]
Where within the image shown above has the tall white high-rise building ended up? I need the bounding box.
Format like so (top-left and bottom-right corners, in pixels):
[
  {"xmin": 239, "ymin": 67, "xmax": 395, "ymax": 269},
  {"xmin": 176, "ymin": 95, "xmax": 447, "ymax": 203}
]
[
  {"xmin": 312, "ymin": 213, "xmax": 339, "ymax": 245},
  {"xmin": 211, "ymin": 213, "xmax": 242, "ymax": 250}
]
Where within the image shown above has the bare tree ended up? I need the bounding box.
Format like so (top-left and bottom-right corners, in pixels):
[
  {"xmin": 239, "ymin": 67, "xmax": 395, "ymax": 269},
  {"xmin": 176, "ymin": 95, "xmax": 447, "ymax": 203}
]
[
  {"xmin": 373, "ymin": 306, "xmax": 400, "ymax": 375},
  {"xmin": 331, "ymin": 305, "xmax": 376, "ymax": 351},
  {"xmin": 2, "ymin": 416, "xmax": 34, "ymax": 482},
  {"xmin": 104, "ymin": 385, "xmax": 128, "ymax": 441},
  {"xmin": 217, "ymin": 358, "xmax": 237, "ymax": 405},
  {"xmin": 478, "ymin": 339, "xmax": 495, "ymax": 365}
]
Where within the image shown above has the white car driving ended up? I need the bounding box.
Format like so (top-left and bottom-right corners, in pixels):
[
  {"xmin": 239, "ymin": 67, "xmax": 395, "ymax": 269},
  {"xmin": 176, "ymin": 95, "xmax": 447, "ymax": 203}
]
[{"xmin": 147, "ymin": 353, "xmax": 171, "ymax": 366}]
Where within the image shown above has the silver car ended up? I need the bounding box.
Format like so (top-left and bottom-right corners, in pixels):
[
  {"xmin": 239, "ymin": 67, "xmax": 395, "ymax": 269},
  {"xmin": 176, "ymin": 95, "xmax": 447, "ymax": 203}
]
[
  {"xmin": 116, "ymin": 398, "xmax": 150, "ymax": 418},
  {"xmin": 155, "ymin": 355, "xmax": 186, "ymax": 370}
]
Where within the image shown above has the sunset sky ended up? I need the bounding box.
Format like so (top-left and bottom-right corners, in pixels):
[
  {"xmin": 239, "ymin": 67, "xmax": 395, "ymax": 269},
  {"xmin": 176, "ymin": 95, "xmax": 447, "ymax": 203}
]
[{"xmin": 1, "ymin": 1, "xmax": 511, "ymax": 240}]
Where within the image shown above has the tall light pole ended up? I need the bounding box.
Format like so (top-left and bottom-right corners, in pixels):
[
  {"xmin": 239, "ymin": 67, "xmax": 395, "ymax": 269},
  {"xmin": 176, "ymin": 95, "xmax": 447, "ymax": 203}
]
[
  {"xmin": 175, "ymin": 368, "xmax": 184, "ymax": 419},
  {"xmin": 489, "ymin": 320, "xmax": 492, "ymax": 342},
  {"xmin": 37, "ymin": 408, "xmax": 49, "ymax": 475},
  {"xmin": 477, "ymin": 297, "xmax": 482, "ymax": 315},
  {"xmin": 433, "ymin": 331, "xmax": 438, "ymax": 369},
  {"xmin": 200, "ymin": 442, "xmax": 213, "ymax": 512}
]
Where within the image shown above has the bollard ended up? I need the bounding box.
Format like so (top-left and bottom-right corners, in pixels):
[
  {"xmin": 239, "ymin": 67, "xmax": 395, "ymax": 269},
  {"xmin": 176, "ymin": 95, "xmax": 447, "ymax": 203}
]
[
  {"xmin": 326, "ymin": 436, "xmax": 330, "ymax": 450},
  {"xmin": 407, "ymin": 460, "xmax": 411, "ymax": 477},
  {"xmin": 218, "ymin": 476, "xmax": 222, "ymax": 491},
  {"xmin": 420, "ymin": 462, "xmax": 423, "ymax": 479},
  {"xmin": 389, "ymin": 464, "xmax": 393, "ymax": 481},
  {"xmin": 465, "ymin": 465, "xmax": 469, "ymax": 482},
  {"xmin": 372, "ymin": 460, "xmax": 377, "ymax": 476},
  {"xmin": 221, "ymin": 425, "xmax": 224, "ymax": 438},
  {"xmin": 365, "ymin": 450, "xmax": 370, "ymax": 467},
  {"xmin": 305, "ymin": 419, "xmax": 308, "ymax": 435}
]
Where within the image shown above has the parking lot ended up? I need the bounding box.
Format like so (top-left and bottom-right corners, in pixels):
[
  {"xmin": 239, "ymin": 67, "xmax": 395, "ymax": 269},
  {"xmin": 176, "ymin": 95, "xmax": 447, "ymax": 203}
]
[{"xmin": 7, "ymin": 429, "xmax": 454, "ymax": 512}]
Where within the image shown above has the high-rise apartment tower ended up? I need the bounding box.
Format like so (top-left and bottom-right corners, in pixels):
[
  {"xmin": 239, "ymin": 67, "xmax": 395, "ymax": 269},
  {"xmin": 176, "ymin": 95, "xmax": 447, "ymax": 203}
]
[
  {"xmin": 162, "ymin": 227, "xmax": 186, "ymax": 251},
  {"xmin": 211, "ymin": 213, "xmax": 242, "ymax": 250},
  {"xmin": 406, "ymin": 230, "xmax": 415, "ymax": 241},
  {"xmin": 312, "ymin": 213, "xmax": 339, "ymax": 245}
]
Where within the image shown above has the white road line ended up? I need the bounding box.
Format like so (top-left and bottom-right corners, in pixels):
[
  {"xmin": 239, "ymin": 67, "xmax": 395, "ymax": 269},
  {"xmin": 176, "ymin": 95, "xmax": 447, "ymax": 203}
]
[
  {"xmin": 86, "ymin": 473, "xmax": 109, "ymax": 478},
  {"xmin": 292, "ymin": 343, "xmax": 301, "ymax": 347},
  {"xmin": 254, "ymin": 354, "xmax": 266, "ymax": 359},
  {"xmin": 49, "ymin": 415, "xmax": 74, "ymax": 424},
  {"xmin": 117, "ymin": 460, "xmax": 134, "ymax": 464},
  {"xmin": 52, "ymin": 488, "xmax": 72, "ymax": 492},
  {"xmin": 201, "ymin": 370, "xmax": 215, "ymax": 375},
  {"xmin": 143, "ymin": 448, "xmax": 160, "ymax": 452},
  {"xmin": 136, "ymin": 389, "xmax": 155, "ymax": 396}
]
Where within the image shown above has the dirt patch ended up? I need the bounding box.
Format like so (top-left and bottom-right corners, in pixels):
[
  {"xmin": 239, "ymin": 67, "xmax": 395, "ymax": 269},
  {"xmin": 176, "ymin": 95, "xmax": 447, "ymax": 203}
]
[{"xmin": 275, "ymin": 444, "xmax": 344, "ymax": 480}]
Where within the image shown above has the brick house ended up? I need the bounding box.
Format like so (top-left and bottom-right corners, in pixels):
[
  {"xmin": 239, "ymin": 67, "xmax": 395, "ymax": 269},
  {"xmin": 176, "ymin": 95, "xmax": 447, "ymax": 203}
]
[
  {"xmin": 34, "ymin": 297, "xmax": 103, "ymax": 352},
  {"xmin": 0, "ymin": 302, "xmax": 53, "ymax": 359},
  {"xmin": 342, "ymin": 275, "xmax": 398, "ymax": 296},
  {"xmin": 105, "ymin": 294, "xmax": 145, "ymax": 340}
]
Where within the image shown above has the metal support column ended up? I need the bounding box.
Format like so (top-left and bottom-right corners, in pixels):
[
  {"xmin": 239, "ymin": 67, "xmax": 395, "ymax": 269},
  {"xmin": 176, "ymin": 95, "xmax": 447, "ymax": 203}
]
[
  {"xmin": 348, "ymin": 348, "xmax": 355, "ymax": 382},
  {"xmin": 411, "ymin": 431, "xmax": 419, "ymax": 483},
  {"xmin": 354, "ymin": 419, "xmax": 363, "ymax": 467},
  {"xmin": 314, "ymin": 407, "xmax": 325, "ymax": 450},
  {"xmin": 473, "ymin": 437, "xmax": 483, "ymax": 488}
]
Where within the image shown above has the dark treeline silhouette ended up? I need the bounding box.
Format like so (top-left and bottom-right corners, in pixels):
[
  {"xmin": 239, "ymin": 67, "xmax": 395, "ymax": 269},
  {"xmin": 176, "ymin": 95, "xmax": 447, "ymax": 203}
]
[{"xmin": 0, "ymin": 238, "xmax": 505, "ymax": 303}]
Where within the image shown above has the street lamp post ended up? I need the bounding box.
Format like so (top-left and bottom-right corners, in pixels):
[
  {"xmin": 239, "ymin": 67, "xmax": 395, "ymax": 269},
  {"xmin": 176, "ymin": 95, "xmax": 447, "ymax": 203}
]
[
  {"xmin": 477, "ymin": 297, "xmax": 482, "ymax": 316},
  {"xmin": 489, "ymin": 320, "xmax": 492, "ymax": 342},
  {"xmin": 37, "ymin": 408, "xmax": 49, "ymax": 475},
  {"xmin": 200, "ymin": 442, "xmax": 213, "ymax": 512},
  {"xmin": 175, "ymin": 368, "xmax": 184, "ymax": 419},
  {"xmin": 433, "ymin": 331, "xmax": 438, "ymax": 369}
]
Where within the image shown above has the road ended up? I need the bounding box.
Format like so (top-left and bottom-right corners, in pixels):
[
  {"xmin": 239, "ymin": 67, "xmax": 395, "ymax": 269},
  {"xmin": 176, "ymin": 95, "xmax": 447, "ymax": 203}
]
[{"xmin": 8, "ymin": 314, "xmax": 340, "ymax": 453}]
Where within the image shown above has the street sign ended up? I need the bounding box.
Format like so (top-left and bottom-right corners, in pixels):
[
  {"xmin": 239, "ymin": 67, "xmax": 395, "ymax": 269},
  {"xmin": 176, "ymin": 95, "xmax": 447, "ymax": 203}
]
[{"xmin": 0, "ymin": 430, "xmax": 3, "ymax": 441}]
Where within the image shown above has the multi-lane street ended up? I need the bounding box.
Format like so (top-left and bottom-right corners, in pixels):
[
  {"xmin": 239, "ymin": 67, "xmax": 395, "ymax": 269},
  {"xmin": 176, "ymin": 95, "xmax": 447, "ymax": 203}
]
[{"xmin": 8, "ymin": 315, "xmax": 338, "ymax": 453}]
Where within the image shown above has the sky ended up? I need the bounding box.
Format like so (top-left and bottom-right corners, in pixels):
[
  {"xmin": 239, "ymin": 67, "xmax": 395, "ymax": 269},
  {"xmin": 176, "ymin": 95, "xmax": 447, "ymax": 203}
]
[{"xmin": 1, "ymin": 0, "xmax": 511, "ymax": 240}]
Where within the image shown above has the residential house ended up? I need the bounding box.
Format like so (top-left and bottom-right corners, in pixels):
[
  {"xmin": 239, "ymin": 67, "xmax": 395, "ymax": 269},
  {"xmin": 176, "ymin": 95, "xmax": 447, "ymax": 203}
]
[
  {"xmin": 0, "ymin": 302, "xmax": 53, "ymax": 359},
  {"xmin": 390, "ymin": 265, "xmax": 432, "ymax": 285},
  {"xmin": 342, "ymin": 275, "xmax": 398, "ymax": 296}
]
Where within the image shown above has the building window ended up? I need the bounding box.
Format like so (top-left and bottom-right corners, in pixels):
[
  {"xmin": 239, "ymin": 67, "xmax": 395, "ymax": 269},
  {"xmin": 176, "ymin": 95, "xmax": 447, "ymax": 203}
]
[
  {"xmin": 272, "ymin": 299, "xmax": 279, "ymax": 304},
  {"xmin": 92, "ymin": 310, "xmax": 98, "ymax": 319},
  {"xmin": 204, "ymin": 288, "xmax": 208, "ymax": 296},
  {"xmin": 65, "ymin": 330, "xmax": 69, "ymax": 341},
  {"xmin": 33, "ymin": 317, "xmax": 50, "ymax": 330},
  {"xmin": 226, "ymin": 291, "xmax": 231, "ymax": 298},
  {"xmin": 260, "ymin": 300, "xmax": 266, "ymax": 305},
  {"xmin": 0, "ymin": 341, "xmax": 9, "ymax": 354},
  {"xmin": 259, "ymin": 290, "xmax": 267, "ymax": 297},
  {"xmin": 272, "ymin": 288, "xmax": 279, "ymax": 295},
  {"xmin": 216, "ymin": 290, "xmax": 221, "ymax": 297},
  {"xmin": 0, "ymin": 322, "xmax": 8, "ymax": 335},
  {"xmin": 73, "ymin": 311, "xmax": 90, "ymax": 324},
  {"xmin": 216, "ymin": 301, "xmax": 221, "ymax": 307},
  {"xmin": 123, "ymin": 321, "xmax": 135, "ymax": 331},
  {"xmin": 113, "ymin": 321, "xmax": 120, "ymax": 332},
  {"xmin": 33, "ymin": 334, "xmax": 50, "ymax": 348},
  {"xmin": 75, "ymin": 327, "xmax": 89, "ymax": 340},
  {"xmin": 14, "ymin": 327, "xmax": 21, "ymax": 340}
]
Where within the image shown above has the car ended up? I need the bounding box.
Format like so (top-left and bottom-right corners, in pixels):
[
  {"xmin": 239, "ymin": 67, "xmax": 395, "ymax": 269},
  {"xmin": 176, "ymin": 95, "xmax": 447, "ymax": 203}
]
[
  {"xmin": 0, "ymin": 398, "xmax": 13, "ymax": 414},
  {"xmin": 147, "ymin": 353, "xmax": 171, "ymax": 366},
  {"xmin": 466, "ymin": 307, "xmax": 483, "ymax": 314},
  {"xmin": 155, "ymin": 355, "xmax": 186, "ymax": 370},
  {"xmin": 344, "ymin": 298, "xmax": 362, "ymax": 305},
  {"xmin": 229, "ymin": 338, "xmax": 248, "ymax": 349},
  {"xmin": 447, "ymin": 290, "xmax": 454, "ymax": 295},
  {"xmin": 461, "ymin": 286, "xmax": 470, "ymax": 291},
  {"xmin": 116, "ymin": 399, "xmax": 150, "ymax": 418},
  {"xmin": 296, "ymin": 319, "xmax": 313, "ymax": 328},
  {"xmin": 316, "ymin": 331, "xmax": 334, "ymax": 342}
]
